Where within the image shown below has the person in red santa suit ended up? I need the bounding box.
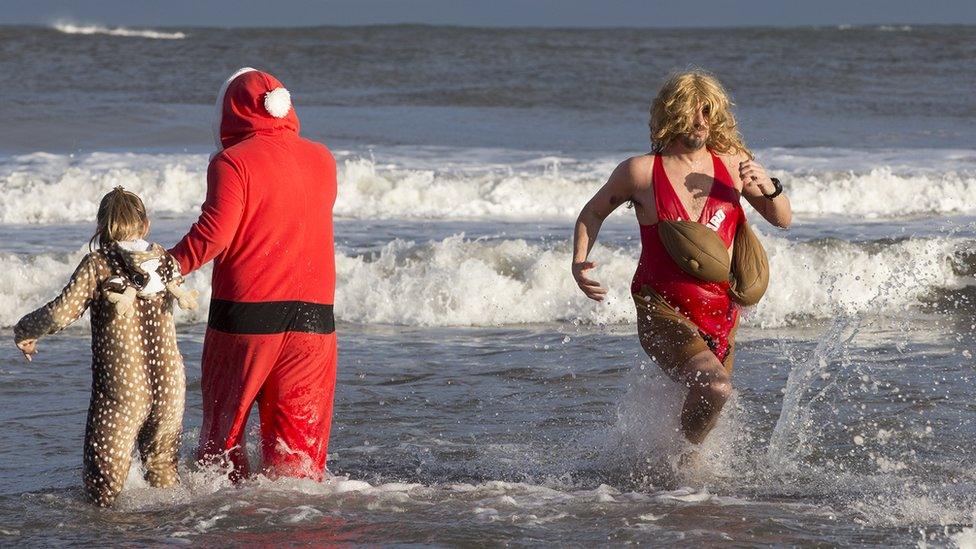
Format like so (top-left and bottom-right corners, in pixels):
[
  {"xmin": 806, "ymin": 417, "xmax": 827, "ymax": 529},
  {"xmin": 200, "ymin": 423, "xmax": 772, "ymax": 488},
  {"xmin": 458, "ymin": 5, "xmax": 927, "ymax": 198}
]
[{"xmin": 170, "ymin": 67, "xmax": 338, "ymax": 481}]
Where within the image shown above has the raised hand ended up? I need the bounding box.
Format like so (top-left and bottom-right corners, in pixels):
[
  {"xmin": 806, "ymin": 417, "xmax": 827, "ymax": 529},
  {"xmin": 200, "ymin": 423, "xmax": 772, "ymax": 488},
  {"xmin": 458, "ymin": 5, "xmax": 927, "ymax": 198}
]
[{"xmin": 739, "ymin": 159, "xmax": 774, "ymax": 197}]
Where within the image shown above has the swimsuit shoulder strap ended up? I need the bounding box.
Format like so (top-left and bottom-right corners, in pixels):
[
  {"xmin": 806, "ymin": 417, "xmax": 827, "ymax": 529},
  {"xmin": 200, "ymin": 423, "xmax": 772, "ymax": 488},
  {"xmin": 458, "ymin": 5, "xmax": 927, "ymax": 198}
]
[
  {"xmin": 708, "ymin": 151, "xmax": 742, "ymax": 207},
  {"xmin": 710, "ymin": 151, "xmax": 735, "ymax": 189},
  {"xmin": 652, "ymin": 154, "xmax": 687, "ymax": 221}
]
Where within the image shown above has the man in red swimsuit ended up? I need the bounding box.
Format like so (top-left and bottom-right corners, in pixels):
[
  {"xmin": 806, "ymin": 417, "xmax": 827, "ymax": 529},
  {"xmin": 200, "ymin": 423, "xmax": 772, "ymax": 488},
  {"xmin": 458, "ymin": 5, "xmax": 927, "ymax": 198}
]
[
  {"xmin": 572, "ymin": 71, "xmax": 792, "ymax": 444},
  {"xmin": 170, "ymin": 68, "xmax": 338, "ymax": 480}
]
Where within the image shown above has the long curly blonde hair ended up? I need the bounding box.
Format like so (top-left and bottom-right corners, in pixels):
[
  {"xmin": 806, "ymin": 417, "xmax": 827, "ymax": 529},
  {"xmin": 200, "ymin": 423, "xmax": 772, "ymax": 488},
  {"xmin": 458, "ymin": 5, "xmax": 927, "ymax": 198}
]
[{"xmin": 649, "ymin": 70, "xmax": 751, "ymax": 158}]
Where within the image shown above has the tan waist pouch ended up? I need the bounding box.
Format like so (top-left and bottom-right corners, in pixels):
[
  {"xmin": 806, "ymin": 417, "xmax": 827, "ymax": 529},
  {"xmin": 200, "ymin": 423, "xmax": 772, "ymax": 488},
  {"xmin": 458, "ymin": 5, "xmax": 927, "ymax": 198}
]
[
  {"xmin": 657, "ymin": 219, "xmax": 769, "ymax": 306},
  {"xmin": 657, "ymin": 220, "xmax": 731, "ymax": 283},
  {"xmin": 728, "ymin": 219, "xmax": 769, "ymax": 306}
]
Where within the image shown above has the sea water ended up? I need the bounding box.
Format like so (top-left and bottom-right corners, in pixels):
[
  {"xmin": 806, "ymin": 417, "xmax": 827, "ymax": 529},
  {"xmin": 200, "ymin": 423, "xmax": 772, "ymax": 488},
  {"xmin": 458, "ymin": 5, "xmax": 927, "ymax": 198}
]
[{"xmin": 0, "ymin": 23, "xmax": 974, "ymax": 546}]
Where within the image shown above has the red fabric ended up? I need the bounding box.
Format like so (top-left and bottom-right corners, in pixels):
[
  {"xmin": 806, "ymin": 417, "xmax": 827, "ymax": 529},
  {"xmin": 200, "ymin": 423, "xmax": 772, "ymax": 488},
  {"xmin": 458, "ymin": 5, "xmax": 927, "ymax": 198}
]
[
  {"xmin": 170, "ymin": 71, "xmax": 337, "ymax": 304},
  {"xmin": 197, "ymin": 330, "xmax": 337, "ymax": 480},
  {"xmin": 169, "ymin": 70, "xmax": 338, "ymax": 478},
  {"xmin": 631, "ymin": 152, "xmax": 742, "ymax": 360},
  {"xmin": 218, "ymin": 71, "xmax": 300, "ymax": 151}
]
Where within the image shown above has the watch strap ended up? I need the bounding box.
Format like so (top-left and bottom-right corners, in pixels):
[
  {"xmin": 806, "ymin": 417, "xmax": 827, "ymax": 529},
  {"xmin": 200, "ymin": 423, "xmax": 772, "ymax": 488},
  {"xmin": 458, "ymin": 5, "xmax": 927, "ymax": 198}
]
[{"xmin": 763, "ymin": 177, "xmax": 783, "ymax": 200}]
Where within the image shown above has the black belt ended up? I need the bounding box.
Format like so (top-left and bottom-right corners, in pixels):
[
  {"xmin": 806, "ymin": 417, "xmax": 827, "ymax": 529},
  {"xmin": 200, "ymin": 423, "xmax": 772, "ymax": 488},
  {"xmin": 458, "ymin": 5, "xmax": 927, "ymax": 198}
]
[{"xmin": 208, "ymin": 300, "xmax": 335, "ymax": 335}]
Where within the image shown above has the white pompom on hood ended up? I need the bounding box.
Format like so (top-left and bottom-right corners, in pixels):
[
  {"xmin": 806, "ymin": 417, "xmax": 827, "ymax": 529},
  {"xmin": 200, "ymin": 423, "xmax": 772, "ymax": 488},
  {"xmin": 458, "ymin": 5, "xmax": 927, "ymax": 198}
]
[{"xmin": 211, "ymin": 67, "xmax": 299, "ymax": 153}]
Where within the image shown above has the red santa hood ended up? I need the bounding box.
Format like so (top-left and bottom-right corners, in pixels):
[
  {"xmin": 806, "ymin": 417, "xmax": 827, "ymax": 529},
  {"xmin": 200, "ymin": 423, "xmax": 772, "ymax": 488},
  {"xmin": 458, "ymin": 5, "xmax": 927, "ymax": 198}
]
[{"xmin": 212, "ymin": 67, "xmax": 301, "ymax": 151}]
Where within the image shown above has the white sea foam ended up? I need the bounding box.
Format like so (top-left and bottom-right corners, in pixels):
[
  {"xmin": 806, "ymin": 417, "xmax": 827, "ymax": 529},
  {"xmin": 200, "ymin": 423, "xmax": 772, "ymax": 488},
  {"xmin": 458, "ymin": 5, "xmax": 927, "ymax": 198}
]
[
  {"xmin": 755, "ymin": 229, "xmax": 965, "ymax": 327},
  {"xmin": 336, "ymin": 232, "xmax": 966, "ymax": 327},
  {"xmin": 0, "ymin": 152, "xmax": 206, "ymax": 224},
  {"xmin": 954, "ymin": 526, "xmax": 976, "ymax": 548},
  {"xmin": 852, "ymin": 491, "xmax": 976, "ymax": 533},
  {"xmin": 52, "ymin": 22, "xmax": 187, "ymax": 40},
  {"xmin": 837, "ymin": 24, "xmax": 913, "ymax": 32},
  {"xmin": 2, "ymin": 149, "xmax": 975, "ymax": 224},
  {"xmin": 0, "ymin": 233, "xmax": 967, "ymax": 329},
  {"xmin": 878, "ymin": 25, "xmax": 913, "ymax": 32},
  {"xmin": 112, "ymin": 463, "xmax": 693, "ymax": 532},
  {"xmin": 776, "ymin": 168, "xmax": 976, "ymax": 217},
  {"xmin": 334, "ymin": 234, "xmax": 633, "ymax": 326}
]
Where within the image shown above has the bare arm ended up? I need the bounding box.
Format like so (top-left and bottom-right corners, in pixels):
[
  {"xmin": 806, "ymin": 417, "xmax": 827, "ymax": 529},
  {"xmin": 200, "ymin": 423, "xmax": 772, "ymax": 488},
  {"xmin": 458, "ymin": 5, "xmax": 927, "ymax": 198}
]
[
  {"xmin": 736, "ymin": 153, "xmax": 792, "ymax": 229},
  {"xmin": 572, "ymin": 159, "xmax": 640, "ymax": 301}
]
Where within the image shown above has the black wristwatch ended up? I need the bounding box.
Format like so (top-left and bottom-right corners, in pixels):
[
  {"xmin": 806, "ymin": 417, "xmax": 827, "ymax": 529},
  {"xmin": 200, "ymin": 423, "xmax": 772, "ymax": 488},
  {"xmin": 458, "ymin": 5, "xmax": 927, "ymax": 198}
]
[{"xmin": 763, "ymin": 177, "xmax": 783, "ymax": 200}]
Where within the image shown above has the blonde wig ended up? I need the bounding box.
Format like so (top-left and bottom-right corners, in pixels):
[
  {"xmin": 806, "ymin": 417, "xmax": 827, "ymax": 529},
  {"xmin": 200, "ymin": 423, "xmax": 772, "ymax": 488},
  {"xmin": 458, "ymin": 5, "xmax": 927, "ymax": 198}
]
[{"xmin": 649, "ymin": 70, "xmax": 751, "ymax": 158}]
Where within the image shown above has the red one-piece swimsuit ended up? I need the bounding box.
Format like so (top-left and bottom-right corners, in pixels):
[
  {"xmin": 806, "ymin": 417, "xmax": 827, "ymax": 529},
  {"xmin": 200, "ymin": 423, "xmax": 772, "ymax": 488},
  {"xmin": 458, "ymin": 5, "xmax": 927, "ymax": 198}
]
[{"xmin": 631, "ymin": 152, "xmax": 743, "ymax": 360}]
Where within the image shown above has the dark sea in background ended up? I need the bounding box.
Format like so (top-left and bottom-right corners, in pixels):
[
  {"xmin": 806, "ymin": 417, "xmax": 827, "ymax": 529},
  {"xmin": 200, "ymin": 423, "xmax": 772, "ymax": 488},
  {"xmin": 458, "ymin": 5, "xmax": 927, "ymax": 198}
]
[{"xmin": 0, "ymin": 23, "xmax": 975, "ymax": 546}]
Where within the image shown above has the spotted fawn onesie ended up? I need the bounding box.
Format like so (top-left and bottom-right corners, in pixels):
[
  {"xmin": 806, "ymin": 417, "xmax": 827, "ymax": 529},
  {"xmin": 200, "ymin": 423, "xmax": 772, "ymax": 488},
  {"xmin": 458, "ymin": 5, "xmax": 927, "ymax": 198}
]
[{"xmin": 14, "ymin": 240, "xmax": 189, "ymax": 506}]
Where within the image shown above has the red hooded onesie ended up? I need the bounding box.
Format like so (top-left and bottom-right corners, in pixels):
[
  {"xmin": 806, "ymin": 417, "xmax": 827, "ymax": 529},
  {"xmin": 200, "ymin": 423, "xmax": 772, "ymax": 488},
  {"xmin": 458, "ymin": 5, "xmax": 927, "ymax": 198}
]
[{"xmin": 170, "ymin": 68, "xmax": 337, "ymax": 480}]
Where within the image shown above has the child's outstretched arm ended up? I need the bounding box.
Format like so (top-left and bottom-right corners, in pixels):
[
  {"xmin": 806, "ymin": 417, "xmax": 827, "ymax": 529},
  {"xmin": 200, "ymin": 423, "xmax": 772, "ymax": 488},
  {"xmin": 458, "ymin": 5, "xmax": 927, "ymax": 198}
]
[{"xmin": 14, "ymin": 254, "xmax": 100, "ymax": 361}]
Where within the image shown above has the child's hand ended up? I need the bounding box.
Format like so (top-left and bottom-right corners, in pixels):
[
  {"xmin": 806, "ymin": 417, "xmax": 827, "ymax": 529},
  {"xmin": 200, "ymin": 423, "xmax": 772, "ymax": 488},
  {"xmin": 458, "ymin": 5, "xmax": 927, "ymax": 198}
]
[{"xmin": 16, "ymin": 339, "xmax": 37, "ymax": 362}]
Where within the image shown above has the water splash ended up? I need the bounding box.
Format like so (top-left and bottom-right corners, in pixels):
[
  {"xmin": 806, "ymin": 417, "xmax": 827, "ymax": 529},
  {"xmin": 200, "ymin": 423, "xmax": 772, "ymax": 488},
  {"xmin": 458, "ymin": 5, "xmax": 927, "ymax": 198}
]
[
  {"xmin": 766, "ymin": 315, "xmax": 862, "ymax": 468},
  {"xmin": 607, "ymin": 365, "xmax": 685, "ymax": 474},
  {"xmin": 952, "ymin": 524, "xmax": 976, "ymax": 548}
]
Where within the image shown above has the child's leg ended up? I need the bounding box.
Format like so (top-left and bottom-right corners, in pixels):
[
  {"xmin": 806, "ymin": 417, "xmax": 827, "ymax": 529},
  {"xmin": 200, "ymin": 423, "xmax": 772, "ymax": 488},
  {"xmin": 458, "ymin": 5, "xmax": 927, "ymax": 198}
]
[
  {"xmin": 83, "ymin": 363, "xmax": 152, "ymax": 506},
  {"xmin": 137, "ymin": 328, "xmax": 186, "ymax": 488}
]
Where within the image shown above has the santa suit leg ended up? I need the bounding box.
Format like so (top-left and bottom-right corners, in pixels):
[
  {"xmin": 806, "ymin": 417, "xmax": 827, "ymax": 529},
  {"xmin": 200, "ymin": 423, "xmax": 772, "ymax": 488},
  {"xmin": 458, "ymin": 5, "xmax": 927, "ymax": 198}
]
[
  {"xmin": 197, "ymin": 329, "xmax": 284, "ymax": 479},
  {"xmin": 257, "ymin": 331, "xmax": 337, "ymax": 479},
  {"xmin": 171, "ymin": 68, "xmax": 340, "ymax": 482}
]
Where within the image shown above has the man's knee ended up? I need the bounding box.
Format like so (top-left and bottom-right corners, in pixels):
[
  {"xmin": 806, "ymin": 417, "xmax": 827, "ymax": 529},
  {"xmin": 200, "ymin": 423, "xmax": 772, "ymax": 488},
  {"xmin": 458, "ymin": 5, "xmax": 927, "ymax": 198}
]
[
  {"xmin": 682, "ymin": 353, "xmax": 733, "ymax": 402},
  {"xmin": 705, "ymin": 375, "xmax": 733, "ymax": 403}
]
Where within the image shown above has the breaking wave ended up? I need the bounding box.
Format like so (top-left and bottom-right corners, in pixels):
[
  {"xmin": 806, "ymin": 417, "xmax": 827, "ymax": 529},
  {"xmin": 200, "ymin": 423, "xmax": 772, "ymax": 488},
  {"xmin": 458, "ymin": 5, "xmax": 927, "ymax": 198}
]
[
  {"xmin": 51, "ymin": 22, "xmax": 186, "ymax": 40},
  {"xmin": 2, "ymin": 149, "xmax": 976, "ymax": 223},
  {"xmin": 0, "ymin": 233, "xmax": 969, "ymax": 328}
]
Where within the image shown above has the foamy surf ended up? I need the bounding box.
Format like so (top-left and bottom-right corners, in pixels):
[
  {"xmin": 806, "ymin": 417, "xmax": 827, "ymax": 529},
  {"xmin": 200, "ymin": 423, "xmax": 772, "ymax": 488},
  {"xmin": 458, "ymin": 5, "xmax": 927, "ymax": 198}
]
[
  {"xmin": 954, "ymin": 527, "xmax": 976, "ymax": 548},
  {"xmin": 51, "ymin": 22, "xmax": 186, "ymax": 40},
  {"xmin": 2, "ymin": 149, "xmax": 976, "ymax": 224},
  {"xmin": 103, "ymin": 463, "xmax": 733, "ymax": 539},
  {"xmin": 0, "ymin": 233, "xmax": 968, "ymax": 328}
]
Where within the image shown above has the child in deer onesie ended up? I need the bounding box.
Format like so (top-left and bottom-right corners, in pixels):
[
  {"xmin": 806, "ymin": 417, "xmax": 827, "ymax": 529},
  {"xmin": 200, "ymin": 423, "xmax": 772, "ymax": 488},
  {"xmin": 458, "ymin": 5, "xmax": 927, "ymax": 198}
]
[
  {"xmin": 169, "ymin": 68, "xmax": 338, "ymax": 480},
  {"xmin": 14, "ymin": 187, "xmax": 198, "ymax": 506}
]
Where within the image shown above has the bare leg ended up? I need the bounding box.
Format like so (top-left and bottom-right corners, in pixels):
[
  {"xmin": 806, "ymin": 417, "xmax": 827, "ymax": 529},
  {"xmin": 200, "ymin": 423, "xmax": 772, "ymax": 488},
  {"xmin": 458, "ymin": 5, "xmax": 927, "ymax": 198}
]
[{"xmin": 669, "ymin": 350, "xmax": 732, "ymax": 444}]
